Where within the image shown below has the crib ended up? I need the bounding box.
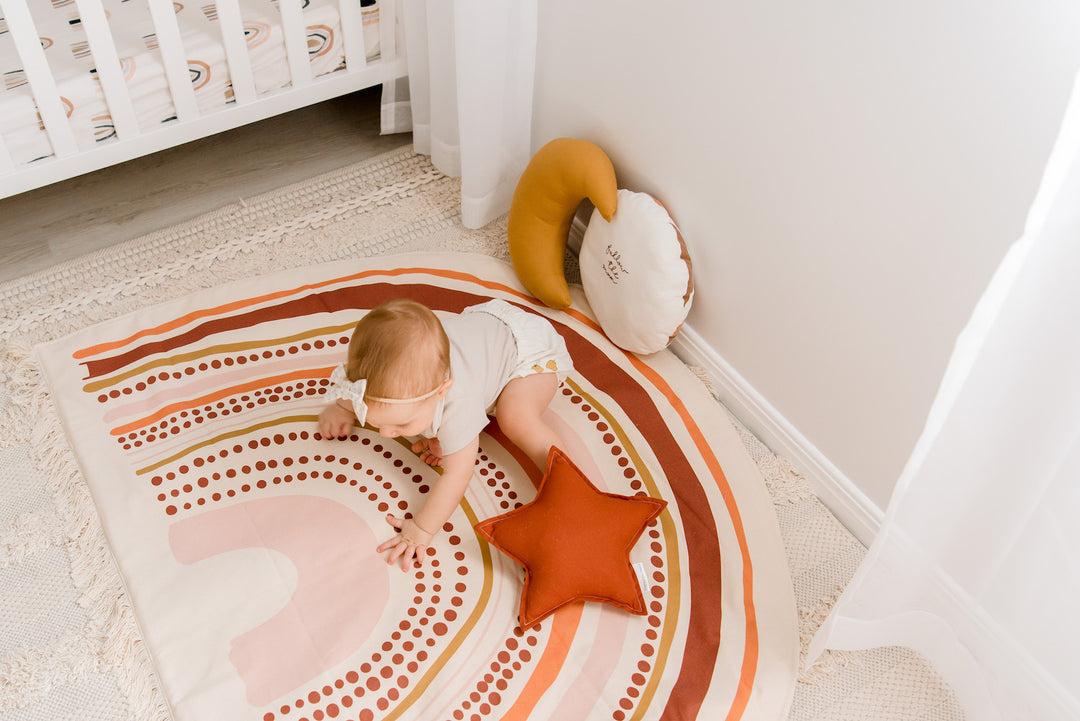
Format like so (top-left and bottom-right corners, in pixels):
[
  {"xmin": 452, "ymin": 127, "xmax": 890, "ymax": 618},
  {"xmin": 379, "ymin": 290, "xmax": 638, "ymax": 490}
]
[{"xmin": 0, "ymin": 0, "xmax": 407, "ymax": 200}]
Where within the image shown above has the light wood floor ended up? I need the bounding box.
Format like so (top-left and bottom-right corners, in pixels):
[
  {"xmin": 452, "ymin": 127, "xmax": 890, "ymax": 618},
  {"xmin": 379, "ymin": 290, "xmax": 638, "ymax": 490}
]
[{"xmin": 0, "ymin": 86, "xmax": 411, "ymax": 283}]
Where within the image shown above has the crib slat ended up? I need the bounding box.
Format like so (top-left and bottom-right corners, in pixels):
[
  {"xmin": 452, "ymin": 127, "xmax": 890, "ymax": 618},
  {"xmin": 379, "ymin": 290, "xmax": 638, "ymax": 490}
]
[
  {"xmin": 378, "ymin": 0, "xmax": 399, "ymax": 111},
  {"xmin": 74, "ymin": 0, "xmax": 139, "ymax": 140},
  {"xmin": 278, "ymin": 0, "xmax": 312, "ymax": 88},
  {"xmin": 339, "ymin": 0, "xmax": 368, "ymax": 70},
  {"xmin": 0, "ymin": 0, "xmax": 78, "ymax": 157},
  {"xmin": 214, "ymin": 0, "xmax": 257, "ymax": 104},
  {"xmin": 379, "ymin": 0, "xmax": 397, "ymax": 64},
  {"xmin": 146, "ymin": 0, "xmax": 199, "ymax": 122},
  {"xmin": 400, "ymin": 0, "xmax": 427, "ymax": 145}
]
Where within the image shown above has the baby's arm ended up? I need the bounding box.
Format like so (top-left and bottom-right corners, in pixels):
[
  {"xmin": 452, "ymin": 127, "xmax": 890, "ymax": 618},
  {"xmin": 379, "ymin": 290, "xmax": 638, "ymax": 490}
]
[
  {"xmin": 377, "ymin": 435, "xmax": 480, "ymax": 571},
  {"xmin": 318, "ymin": 399, "xmax": 356, "ymax": 439}
]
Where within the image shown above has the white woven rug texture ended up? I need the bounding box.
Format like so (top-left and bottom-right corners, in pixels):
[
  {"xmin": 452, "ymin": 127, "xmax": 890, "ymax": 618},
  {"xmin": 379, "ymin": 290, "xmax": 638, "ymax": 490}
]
[{"xmin": 0, "ymin": 147, "xmax": 964, "ymax": 721}]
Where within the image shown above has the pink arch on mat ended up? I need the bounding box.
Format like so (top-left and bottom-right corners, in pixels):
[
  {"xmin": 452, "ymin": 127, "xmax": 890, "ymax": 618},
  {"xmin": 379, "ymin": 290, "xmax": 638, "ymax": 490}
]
[{"xmin": 169, "ymin": 495, "xmax": 387, "ymax": 706}]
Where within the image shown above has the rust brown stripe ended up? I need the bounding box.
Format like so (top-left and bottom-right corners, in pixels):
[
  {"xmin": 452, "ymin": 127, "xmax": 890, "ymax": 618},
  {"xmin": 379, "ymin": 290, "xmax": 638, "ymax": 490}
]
[{"xmin": 82, "ymin": 282, "xmax": 467, "ymax": 379}]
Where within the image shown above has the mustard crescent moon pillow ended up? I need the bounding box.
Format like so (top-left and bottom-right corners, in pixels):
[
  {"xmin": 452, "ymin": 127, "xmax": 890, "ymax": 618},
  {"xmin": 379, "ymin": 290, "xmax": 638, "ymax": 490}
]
[
  {"xmin": 580, "ymin": 190, "xmax": 694, "ymax": 355},
  {"xmin": 508, "ymin": 138, "xmax": 617, "ymax": 309}
]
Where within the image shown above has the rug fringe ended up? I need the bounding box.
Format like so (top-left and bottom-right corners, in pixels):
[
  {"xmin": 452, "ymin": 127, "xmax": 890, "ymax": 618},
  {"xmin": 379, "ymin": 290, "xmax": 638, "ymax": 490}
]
[
  {"xmin": 796, "ymin": 590, "xmax": 854, "ymax": 684},
  {"xmin": 11, "ymin": 353, "xmax": 171, "ymax": 720},
  {"xmin": 0, "ymin": 632, "xmax": 102, "ymax": 713},
  {"xmin": 0, "ymin": 508, "xmax": 64, "ymax": 570},
  {"xmin": 0, "ymin": 341, "xmax": 35, "ymax": 446}
]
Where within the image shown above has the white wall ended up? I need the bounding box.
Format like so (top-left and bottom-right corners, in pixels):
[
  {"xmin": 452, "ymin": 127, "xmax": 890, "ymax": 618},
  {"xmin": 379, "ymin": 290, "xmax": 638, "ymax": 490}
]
[{"xmin": 532, "ymin": 1, "xmax": 1080, "ymax": 540}]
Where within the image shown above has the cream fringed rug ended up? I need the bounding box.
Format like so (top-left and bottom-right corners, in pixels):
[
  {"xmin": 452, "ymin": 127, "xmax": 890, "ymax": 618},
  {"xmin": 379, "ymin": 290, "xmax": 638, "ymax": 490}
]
[{"xmin": 0, "ymin": 147, "xmax": 963, "ymax": 721}]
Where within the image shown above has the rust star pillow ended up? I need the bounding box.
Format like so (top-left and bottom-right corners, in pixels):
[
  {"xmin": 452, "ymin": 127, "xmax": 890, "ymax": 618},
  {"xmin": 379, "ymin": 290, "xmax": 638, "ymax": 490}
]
[{"xmin": 474, "ymin": 447, "xmax": 667, "ymax": 631}]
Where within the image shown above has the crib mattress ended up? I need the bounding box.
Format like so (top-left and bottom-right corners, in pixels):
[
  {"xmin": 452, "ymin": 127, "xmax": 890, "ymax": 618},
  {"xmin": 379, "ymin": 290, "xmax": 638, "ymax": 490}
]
[{"xmin": 0, "ymin": 0, "xmax": 379, "ymax": 166}]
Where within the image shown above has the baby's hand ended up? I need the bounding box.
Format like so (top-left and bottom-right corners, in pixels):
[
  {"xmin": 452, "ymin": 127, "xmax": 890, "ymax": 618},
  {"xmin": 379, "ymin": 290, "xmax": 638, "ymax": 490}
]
[
  {"xmin": 318, "ymin": 403, "xmax": 355, "ymax": 439},
  {"xmin": 377, "ymin": 514, "xmax": 435, "ymax": 571}
]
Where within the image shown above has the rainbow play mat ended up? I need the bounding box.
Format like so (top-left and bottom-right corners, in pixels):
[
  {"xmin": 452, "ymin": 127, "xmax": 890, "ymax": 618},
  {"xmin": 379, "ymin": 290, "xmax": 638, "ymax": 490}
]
[{"xmin": 38, "ymin": 252, "xmax": 798, "ymax": 721}]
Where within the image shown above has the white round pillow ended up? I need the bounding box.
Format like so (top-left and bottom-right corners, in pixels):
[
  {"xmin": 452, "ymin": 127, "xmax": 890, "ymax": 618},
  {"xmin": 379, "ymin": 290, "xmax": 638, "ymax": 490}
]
[{"xmin": 580, "ymin": 189, "xmax": 694, "ymax": 354}]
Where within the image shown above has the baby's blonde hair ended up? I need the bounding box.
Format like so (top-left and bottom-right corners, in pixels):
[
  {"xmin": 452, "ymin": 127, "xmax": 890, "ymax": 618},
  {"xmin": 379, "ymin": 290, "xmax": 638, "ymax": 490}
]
[{"xmin": 345, "ymin": 299, "xmax": 450, "ymax": 401}]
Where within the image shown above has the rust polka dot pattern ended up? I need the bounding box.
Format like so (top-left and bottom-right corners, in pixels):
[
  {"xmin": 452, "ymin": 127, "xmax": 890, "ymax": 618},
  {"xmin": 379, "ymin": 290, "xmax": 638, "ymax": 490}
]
[{"xmin": 40, "ymin": 257, "xmax": 797, "ymax": 721}]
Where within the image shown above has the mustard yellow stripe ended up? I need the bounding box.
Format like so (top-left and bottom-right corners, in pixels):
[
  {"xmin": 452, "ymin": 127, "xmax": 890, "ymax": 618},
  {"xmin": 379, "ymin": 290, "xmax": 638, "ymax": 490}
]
[
  {"xmin": 82, "ymin": 322, "xmax": 356, "ymax": 393},
  {"xmin": 134, "ymin": 415, "xmax": 317, "ymax": 475},
  {"xmin": 566, "ymin": 378, "xmax": 681, "ymax": 721}
]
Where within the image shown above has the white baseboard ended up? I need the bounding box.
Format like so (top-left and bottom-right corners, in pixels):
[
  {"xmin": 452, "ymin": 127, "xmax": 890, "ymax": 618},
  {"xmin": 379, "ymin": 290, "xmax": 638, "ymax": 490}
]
[{"xmin": 669, "ymin": 324, "xmax": 883, "ymax": 546}]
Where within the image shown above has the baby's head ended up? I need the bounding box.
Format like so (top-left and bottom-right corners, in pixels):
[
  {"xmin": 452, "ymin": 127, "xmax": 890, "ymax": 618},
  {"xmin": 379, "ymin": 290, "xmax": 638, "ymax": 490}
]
[{"xmin": 345, "ymin": 299, "xmax": 452, "ymax": 437}]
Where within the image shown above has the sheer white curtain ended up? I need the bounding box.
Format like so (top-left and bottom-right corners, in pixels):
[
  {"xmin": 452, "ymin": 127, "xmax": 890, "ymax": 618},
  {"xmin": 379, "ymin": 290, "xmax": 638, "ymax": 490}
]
[
  {"xmin": 398, "ymin": 0, "xmax": 537, "ymax": 229},
  {"xmin": 809, "ymin": 69, "xmax": 1080, "ymax": 721}
]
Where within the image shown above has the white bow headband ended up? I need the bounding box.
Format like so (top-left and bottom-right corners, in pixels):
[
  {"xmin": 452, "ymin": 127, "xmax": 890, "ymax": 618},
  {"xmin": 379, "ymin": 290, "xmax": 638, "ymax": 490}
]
[{"xmin": 327, "ymin": 363, "xmax": 445, "ymax": 426}]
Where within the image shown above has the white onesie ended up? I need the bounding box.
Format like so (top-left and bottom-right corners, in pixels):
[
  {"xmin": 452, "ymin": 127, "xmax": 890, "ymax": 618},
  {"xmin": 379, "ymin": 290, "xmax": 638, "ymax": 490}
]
[{"xmin": 422, "ymin": 300, "xmax": 573, "ymax": 454}]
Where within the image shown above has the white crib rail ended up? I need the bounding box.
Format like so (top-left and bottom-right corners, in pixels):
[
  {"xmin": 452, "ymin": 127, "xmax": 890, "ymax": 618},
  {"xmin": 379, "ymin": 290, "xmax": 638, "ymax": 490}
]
[
  {"xmin": 146, "ymin": 0, "xmax": 199, "ymax": 122},
  {"xmin": 339, "ymin": 0, "xmax": 369, "ymax": 71},
  {"xmin": 279, "ymin": 0, "xmax": 312, "ymax": 88},
  {"xmin": 378, "ymin": 0, "xmax": 396, "ymax": 65},
  {"xmin": 0, "ymin": 0, "xmax": 407, "ymax": 201},
  {"xmin": 1, "ymin": 0, "xmax": 78, "ymax": 157},
  {"xmin": 214, "ymin": 0, "xmax": 258, "ymax": 104},
  {"xmin": 74, "ymin": 0, "xmax": 139, "ymax": 139}
]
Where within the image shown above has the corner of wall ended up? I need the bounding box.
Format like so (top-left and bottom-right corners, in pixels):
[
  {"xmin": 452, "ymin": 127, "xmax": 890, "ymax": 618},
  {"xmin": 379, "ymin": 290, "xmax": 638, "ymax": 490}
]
[
  {"xmin": 567, "ymin": 206, "xmax": 590, "ymax": 254},
  {"xmin": 669, "ymin": 324, "xmax": 884, "ymax": 546}
]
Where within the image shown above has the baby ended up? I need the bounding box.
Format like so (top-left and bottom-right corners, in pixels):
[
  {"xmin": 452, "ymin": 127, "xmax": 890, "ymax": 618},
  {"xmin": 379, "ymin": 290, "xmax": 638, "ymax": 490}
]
[{"xmin": 318, "ymin": 297, "xmax": 573, "ymax": 571}]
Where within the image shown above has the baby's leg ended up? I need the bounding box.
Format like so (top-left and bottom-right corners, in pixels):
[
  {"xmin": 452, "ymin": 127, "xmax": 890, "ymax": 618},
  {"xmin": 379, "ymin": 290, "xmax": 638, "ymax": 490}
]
[{"xmin": 494, "ymin": 373, "xmax": 562, "ymax": 473}]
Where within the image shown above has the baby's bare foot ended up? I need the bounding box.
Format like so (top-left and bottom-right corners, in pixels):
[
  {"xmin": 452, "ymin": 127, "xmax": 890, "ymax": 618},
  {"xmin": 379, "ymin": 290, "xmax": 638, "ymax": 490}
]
[{"xmin": 411, "ymin": 437, "xmax": 444, "ymax": 467}]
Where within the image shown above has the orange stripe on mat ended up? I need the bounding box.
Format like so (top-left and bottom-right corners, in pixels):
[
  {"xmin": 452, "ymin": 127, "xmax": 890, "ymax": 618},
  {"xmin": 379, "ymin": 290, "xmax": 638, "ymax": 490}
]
[
  {"xmin": 500, "ymin": 605, "xmax": 585, "ymax": 721},
  {"xmin": 110, "ymin": 367, "xmax": 333, "ymax": 436},
  {"xmin": 627, "ymin": 357, "xmax": 760, "ymax": 720}
]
